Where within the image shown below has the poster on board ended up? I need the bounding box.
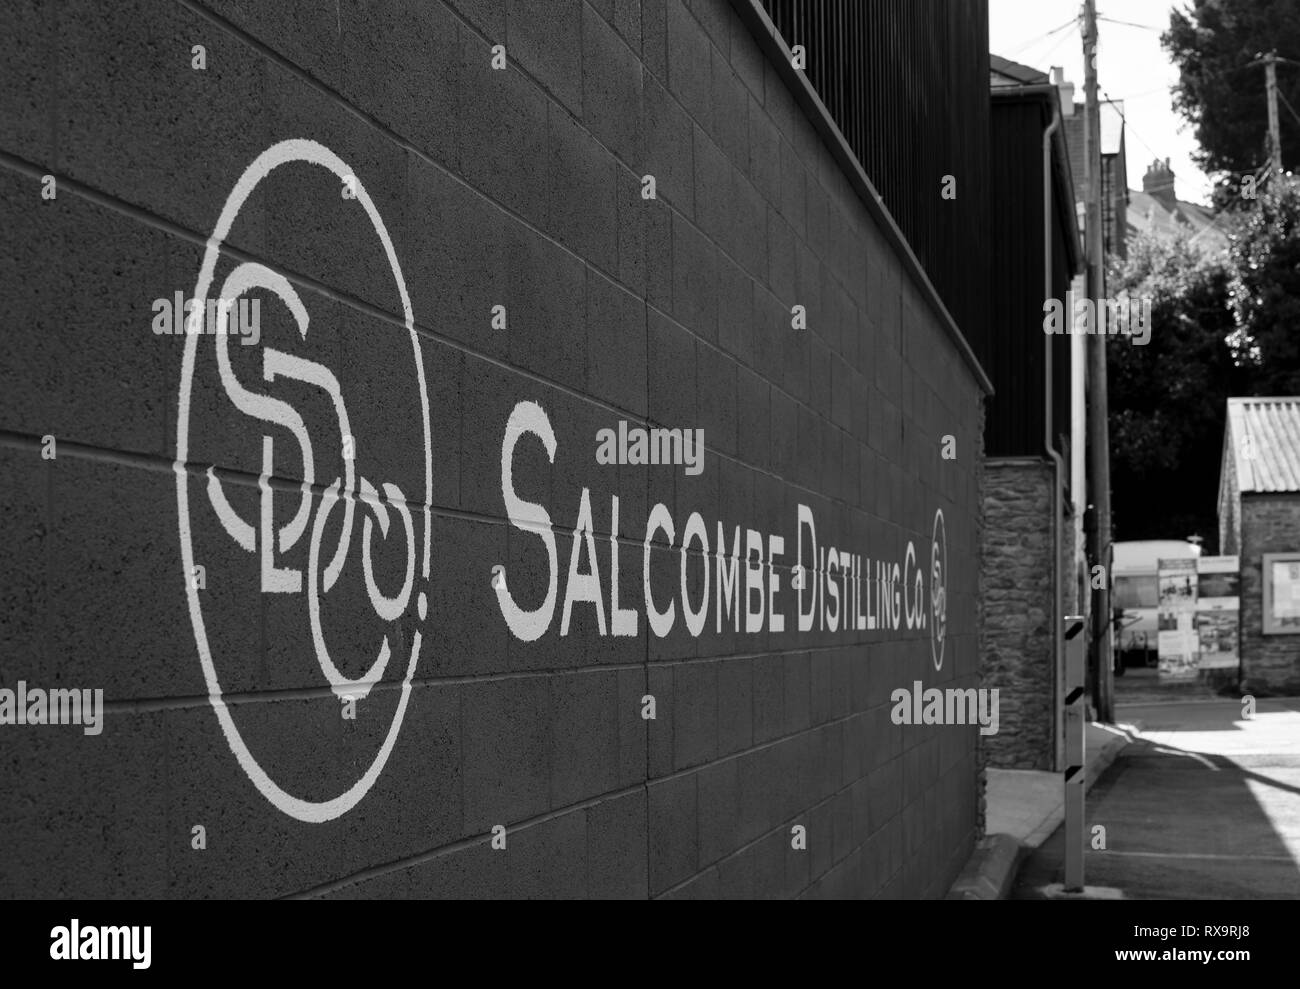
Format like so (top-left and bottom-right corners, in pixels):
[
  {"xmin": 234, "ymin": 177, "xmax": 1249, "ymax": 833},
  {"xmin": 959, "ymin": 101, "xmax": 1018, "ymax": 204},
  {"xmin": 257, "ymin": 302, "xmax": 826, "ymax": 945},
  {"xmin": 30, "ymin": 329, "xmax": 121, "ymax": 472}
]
[
  {"xmin": 1157, "ymin": 557, "xmax": 1198, "ymax": 679},
  {"xmin": 1196, "ymin": 556, "xmax": 1239, "ymax": 670},
  {"xmin": 1263, "ymin": 554, "xmax": 1300, "ymax": 634}
]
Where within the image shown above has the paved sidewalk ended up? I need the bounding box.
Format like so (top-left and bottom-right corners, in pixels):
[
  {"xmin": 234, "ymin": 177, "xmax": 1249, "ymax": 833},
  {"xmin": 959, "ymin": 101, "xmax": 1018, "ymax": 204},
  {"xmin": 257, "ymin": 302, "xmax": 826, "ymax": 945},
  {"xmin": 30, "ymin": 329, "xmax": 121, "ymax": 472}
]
[
  {"xmin": 1012, "ymin": 699, "xmax": 1300, "ymax": 899},
  {"xmin": 948, "ymin": 721, "xmax": 1133, "ymax": 898},
  {"xmin": 985, "ymin": 721, "xmax": 1136, "ymax": 847}
]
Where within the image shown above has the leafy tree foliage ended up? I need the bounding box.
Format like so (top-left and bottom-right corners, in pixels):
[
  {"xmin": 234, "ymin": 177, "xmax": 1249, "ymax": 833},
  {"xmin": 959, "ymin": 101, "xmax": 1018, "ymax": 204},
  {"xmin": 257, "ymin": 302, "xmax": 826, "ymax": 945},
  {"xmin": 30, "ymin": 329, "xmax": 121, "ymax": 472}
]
[
  {"xmin": 1164, "ymin": 0, "xmax": 1300, "ymax": 177},
  {"xmin": 1106, "ymin": 232, "xmax": 1242, "ymax": 548},
  {"xmin": 1226, "ymin": 177, "xmax": 1300, "ymax": 393},
  {"xmin": 1107, "ymin": 177, "xmax": 1300, "ymax": 548}
]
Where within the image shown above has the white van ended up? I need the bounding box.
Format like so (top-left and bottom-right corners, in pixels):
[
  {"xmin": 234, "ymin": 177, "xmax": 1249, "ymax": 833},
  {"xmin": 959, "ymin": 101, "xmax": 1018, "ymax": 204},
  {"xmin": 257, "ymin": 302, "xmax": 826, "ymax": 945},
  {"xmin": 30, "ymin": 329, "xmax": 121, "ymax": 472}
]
[{"xmin": 1112, "ymin": 540, "xmax": 1202, "ymax": 666}]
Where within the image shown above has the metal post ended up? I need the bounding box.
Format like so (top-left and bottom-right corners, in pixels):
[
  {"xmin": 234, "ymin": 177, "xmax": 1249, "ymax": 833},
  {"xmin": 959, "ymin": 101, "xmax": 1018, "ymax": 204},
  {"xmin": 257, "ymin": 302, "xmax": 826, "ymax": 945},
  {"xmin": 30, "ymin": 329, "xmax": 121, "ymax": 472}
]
[{"xmin": 1064, "ymin": 616, "xmax": 1087, "ymax": 892}]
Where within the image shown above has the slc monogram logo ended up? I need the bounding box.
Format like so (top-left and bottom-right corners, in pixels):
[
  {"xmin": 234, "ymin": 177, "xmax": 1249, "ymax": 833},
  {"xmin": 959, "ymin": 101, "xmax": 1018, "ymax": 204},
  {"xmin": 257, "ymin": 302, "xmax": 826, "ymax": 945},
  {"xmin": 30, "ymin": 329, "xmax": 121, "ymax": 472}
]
[
  {"xmin": 930, "ymin": 508, "xmax": 947, "ymax": 671},
  {"xmin": 175, "ymin": 139, "xmax": 432, "ymax": 823}
]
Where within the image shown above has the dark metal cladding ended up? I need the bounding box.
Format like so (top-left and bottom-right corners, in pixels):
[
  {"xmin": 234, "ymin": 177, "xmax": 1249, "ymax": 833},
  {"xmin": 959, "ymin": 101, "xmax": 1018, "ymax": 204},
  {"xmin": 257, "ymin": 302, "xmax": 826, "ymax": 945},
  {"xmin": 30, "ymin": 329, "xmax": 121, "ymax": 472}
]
[
  {"xmin": 761, "ymin": 0, "xmax": 992, "ymax": 369},
  {"xmin": 989, "ymin": 93, "xmax": 1077, "ymax": 459}
]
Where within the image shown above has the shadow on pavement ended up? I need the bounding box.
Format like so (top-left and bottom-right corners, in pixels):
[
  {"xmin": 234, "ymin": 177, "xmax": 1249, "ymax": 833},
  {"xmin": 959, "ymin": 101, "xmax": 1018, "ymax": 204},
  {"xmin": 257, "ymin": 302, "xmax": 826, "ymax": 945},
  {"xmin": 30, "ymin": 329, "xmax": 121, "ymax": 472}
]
[{"xmin": 1012, "ymin": 707, "xmax": 1300, "ymax": 899}]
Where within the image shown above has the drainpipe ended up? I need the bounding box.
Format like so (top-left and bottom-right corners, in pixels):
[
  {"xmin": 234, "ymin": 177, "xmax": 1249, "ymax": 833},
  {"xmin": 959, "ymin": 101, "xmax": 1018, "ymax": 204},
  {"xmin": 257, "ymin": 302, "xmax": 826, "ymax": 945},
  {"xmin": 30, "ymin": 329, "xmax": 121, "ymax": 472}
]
[{"xmin": 1043, "ymin": 110, "xmax": 1066, "ymax": 772}]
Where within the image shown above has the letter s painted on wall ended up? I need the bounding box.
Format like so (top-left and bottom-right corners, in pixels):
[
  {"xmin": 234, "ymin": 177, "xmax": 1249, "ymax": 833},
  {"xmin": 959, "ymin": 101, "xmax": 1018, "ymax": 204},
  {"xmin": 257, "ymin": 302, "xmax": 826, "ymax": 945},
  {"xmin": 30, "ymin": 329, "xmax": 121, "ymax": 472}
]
[{"xmin": 498, "ymin": 401, "xmax": 559, "ymax": 641}]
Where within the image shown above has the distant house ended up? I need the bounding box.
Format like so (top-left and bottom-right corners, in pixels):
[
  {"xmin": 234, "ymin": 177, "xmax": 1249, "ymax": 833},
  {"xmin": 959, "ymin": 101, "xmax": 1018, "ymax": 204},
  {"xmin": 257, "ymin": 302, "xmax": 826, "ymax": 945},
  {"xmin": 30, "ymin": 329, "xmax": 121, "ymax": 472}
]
[
  {"xmin": 1129, "ymin": 157, "xmax": 1226, "ymax": 252},
  {"xmin": 1219, "ymin": 398, "xmax": 1300, "ymax": 693},
  {"xmin": 1063, "ymin": 99, "xmax": 1129, "ymax": 260}
]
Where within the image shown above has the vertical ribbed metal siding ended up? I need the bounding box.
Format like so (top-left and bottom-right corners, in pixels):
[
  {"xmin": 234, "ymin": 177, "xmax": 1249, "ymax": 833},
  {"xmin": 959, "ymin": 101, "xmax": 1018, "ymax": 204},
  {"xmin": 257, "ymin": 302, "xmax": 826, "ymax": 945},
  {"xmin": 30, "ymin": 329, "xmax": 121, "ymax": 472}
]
[
  {"xmin": 760, "ymin": 1, "xmax": 992, "ymax": 357},
  {"xmin": 987, "ymin": 99, "xmax": 1045, "ymax": 457},
  {"xmin": 986, "ymin": 95, "xmax": 1076, "ymax": 458}
]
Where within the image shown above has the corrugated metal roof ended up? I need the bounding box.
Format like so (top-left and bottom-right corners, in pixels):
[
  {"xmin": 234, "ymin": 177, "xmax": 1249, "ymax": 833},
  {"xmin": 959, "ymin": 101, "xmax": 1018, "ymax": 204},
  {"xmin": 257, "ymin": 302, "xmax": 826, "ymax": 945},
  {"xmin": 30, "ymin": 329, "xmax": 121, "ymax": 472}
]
[{"xmin": 1226, "ymin": 397, "xmax": 1300, "ymax": 493}]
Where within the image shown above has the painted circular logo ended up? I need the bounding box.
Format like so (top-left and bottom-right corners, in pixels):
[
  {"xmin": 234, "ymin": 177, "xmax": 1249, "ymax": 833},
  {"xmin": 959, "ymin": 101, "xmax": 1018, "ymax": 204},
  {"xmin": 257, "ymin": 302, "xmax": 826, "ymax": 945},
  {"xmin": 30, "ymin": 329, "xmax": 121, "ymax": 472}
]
[
  {"xmin": 174, "ymin": 139, "xmax": 432, "ymax": 822},
  {"xmin": 930, "ymin": 508, "xmax": 947, "ymax": 671}
]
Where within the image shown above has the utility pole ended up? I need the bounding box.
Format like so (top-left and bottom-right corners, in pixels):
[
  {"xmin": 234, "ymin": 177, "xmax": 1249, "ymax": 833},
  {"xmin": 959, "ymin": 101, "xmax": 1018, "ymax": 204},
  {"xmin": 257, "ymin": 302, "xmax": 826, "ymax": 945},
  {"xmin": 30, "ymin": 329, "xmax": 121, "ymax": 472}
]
[
  {"xmin": 1264, "ymin": 51, "xmax": 1282, "ymax": 173},
  {"xmin": 1246, "ymin": 50, "xmax": 1284, "ymax": 176},
  {"xmin": 1082, "ymin": 0, "xmax": 1115, "ymax": 722}
]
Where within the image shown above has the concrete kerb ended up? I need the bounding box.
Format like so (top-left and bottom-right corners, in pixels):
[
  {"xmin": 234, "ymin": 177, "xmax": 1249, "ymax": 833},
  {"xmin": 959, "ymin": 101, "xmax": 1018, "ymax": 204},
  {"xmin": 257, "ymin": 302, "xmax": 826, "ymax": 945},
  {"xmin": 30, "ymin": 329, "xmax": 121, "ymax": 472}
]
[{"xmin": 946, "ymin": 720, "xmax": 1138, "ymax": 899}]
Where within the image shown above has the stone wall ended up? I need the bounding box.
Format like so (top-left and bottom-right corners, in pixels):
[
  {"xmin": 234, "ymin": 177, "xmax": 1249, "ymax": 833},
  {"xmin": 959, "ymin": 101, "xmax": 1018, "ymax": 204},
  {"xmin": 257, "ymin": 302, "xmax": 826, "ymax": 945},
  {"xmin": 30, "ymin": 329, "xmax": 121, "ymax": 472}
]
[
  {"xmin": 1240, "ymin": 494, "xmax": 1300, "ymax": 695},
  {"xmin": 981, "ymin": 459, "xmax": 1056, "ymax": 770}
]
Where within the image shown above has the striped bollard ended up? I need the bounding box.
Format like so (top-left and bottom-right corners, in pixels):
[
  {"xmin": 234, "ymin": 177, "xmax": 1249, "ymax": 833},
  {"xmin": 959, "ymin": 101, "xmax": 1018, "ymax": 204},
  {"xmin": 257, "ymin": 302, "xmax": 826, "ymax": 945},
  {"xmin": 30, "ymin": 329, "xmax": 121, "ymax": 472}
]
[{"xmin": 1063, "ymin": 616, "xmax": 1087, "ymax": 892}]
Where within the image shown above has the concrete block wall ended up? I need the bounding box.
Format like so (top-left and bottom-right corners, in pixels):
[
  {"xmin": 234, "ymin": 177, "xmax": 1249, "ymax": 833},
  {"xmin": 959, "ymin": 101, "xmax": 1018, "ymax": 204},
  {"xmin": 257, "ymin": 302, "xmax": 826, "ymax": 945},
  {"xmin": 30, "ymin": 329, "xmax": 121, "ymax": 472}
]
[
  {"xmin": 1240, "ymin": 495, "xmax": 1300, "ymax": 695},
  {"xmin": 0, "ymin": 0, "xmax": 987, "ymax": 897},
  {"xmin": 980, "ymin": 459, "xmax": 1056, "ymax": 770}
]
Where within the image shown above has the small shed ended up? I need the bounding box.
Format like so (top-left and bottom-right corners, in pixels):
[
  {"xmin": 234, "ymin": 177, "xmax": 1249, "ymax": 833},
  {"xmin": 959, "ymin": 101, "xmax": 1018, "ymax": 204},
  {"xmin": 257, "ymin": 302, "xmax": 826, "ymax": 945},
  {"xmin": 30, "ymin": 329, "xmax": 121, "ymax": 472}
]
[{"xmin": 1219, "ymin": 398, "xmax": 1300, "ymax": 693}]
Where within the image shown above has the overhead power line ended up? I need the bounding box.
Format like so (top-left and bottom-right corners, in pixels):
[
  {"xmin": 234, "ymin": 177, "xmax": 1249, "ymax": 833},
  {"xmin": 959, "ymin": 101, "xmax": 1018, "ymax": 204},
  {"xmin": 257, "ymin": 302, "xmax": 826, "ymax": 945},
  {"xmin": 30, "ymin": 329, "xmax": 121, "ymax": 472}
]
[
  {"xmin": 1278, "ymin": 87, "xmax": 1300, "ymax": 130},
  {"xmin": 1100, "ymin": 88, "xmax": 1162, "ymax": 163},
  {"xmin": 1097, "ymin": 15, "xmax": 1162, "ymax": 32},
  {"xmin": 1006, "ymin": 17, "xmax": 1077, "ymax": 58},
  {"xmin": 1032, "ymin": 28, "xmax": 1078, "ymax": 67},
  {"xmin": 1107, "ymin": 85, "xmax": 1170, "ymax": 103}
]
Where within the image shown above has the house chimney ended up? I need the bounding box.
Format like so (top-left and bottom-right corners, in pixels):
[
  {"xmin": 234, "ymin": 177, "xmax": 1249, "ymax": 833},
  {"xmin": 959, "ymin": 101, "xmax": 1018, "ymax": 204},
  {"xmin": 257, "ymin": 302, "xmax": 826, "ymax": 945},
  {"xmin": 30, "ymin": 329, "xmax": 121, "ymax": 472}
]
[
  {"xmin": 1143, "ymin": 157, "xmax": 1177, "ymax": 211},
  {"xmin": 1050, "ymin": 66, "xmax": 1075, "ymax": 116}
]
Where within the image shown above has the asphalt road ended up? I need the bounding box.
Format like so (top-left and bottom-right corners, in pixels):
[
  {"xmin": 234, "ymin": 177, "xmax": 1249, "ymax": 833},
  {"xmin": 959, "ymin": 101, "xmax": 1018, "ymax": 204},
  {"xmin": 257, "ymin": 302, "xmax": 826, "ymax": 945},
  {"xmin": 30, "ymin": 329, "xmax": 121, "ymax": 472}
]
[{"xmin": 1013, "ymin": 699, "xmax": 1300, "ymax": 899}]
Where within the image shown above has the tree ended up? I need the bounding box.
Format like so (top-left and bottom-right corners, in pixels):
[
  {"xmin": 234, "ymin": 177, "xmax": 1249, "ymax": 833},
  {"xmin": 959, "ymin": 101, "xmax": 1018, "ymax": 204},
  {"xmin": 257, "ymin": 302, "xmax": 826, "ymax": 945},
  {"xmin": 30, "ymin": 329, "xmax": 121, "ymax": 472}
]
[
  {"xmin": 1226, "ymin": 176, "xmax": 1300, "ymax": 393},
  {"xmin": 1164, "ymin": 0, "xmax": 1300, "ymax": 178},
  {"xmin": 1106, "ymin": 231, "xmax": 1243, "ymax": 548}
]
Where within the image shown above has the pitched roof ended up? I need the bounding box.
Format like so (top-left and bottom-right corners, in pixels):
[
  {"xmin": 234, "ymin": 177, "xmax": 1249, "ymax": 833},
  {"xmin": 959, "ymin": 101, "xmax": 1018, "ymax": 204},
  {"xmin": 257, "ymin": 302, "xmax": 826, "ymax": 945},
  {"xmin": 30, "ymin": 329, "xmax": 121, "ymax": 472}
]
[
  {"xmin": 990, "ymin": 54, "xmax": 1049, "ymax": 87},
  {"xmin": 1127, "ymin": 189, "xmax": 1226, "ymax": 249},
  {"xmin": 1225, "ymin": 397, "xmax": 1300, "ymax": 493}
]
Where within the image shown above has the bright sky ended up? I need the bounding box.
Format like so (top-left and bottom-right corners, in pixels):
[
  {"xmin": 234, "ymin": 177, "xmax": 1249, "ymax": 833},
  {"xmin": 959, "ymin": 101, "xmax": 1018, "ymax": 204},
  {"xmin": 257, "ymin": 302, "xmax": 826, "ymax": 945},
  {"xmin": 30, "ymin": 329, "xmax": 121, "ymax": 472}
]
[{"xmin": 989, "ymin": 0, "xmax": 1215, "ymax": 205}]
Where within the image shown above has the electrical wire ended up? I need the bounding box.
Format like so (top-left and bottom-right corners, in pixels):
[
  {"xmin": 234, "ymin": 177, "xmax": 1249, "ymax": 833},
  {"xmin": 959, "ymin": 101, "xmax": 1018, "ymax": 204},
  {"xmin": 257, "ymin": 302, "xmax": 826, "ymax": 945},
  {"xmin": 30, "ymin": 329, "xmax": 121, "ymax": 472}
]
[
  {"xmin": 1099, "ymin": 88, "xmax": 1226, "ymax": 213},
  {"xmin": 1100, "ymin": 89, "xmax": 1163, "ymax": 163},
  {"xmin": 1006, "ymin": 16, "xmax": 1077, "ymax": 58},
  {"xmin": 1110, "ymin": 85, "xmax": 1175, "ymax": 102},
  {"xmin": 1278, "ymin": 87, "xmax": 1300, "ymax": 130},
  {"xmin": 1031, "ymin": 27, "xmax": 1078, "ymax": 69},
  {"xmin": 1097, "ymin": 14, "xmax": 1162, "ymax": 32}
]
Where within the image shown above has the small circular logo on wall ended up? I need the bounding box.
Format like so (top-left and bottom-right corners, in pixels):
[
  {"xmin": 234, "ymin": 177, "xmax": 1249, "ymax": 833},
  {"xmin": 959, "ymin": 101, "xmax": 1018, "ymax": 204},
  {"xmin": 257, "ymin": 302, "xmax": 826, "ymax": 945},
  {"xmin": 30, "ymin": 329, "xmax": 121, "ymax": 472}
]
[
  {"xmin": 174, "ymin": 139, "xmax": 432, "ymax": 823},
  {"xmin": 930, "ymin": 508, "xmax": 948, "ymax": 671}
]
